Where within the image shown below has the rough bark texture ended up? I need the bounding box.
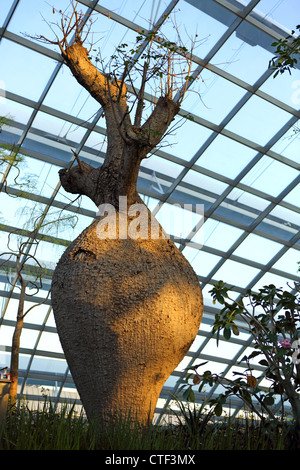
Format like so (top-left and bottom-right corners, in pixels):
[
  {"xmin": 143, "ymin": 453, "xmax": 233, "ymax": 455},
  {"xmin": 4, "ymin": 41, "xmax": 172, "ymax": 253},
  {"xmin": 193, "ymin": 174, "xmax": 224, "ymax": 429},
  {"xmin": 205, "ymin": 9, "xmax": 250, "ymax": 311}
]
[
  {"xmin": 50, "ymin": 35, "xmax": 203, "ymax": 428},
  {"xmin": 51, "ymin": 209, "xmax": 203, "ymax": 425}
]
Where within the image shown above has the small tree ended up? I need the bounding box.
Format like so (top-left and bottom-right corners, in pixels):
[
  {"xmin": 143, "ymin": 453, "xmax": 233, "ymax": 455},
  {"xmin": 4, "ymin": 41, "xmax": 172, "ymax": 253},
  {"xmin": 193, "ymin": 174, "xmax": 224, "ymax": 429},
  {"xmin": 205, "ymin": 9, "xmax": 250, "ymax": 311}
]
[
  {"xmin": 0, "ymin": 206, "xmax": 79, "ymax": 405},
  {"xmin": 0, "ymin": 116, "xmax": 79, "ymax": 404},
  {"xmin": 1, "ymin": 233, "xmax": 50, "ymax": 404},
  {"xmin": 179, "ymin": 281, "xmax": 300, "ymax": 433}
]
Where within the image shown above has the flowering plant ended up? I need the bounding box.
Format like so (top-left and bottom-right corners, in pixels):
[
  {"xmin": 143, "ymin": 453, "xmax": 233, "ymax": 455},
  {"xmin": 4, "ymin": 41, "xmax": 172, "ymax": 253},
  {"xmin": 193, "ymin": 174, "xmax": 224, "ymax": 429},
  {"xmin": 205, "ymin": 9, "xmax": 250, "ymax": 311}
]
[{"xmin": 179, "ymin": 282, "xmax": 300, "ymax": 429}]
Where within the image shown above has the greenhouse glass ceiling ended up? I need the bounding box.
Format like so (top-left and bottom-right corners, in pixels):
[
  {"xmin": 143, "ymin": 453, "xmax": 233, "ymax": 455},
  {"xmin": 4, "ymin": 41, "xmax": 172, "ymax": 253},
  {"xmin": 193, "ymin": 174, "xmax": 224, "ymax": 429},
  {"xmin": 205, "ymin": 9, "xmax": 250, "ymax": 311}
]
[{"xmin": 0, "ymin": 0, "xmax": 299, "ymax": 421}]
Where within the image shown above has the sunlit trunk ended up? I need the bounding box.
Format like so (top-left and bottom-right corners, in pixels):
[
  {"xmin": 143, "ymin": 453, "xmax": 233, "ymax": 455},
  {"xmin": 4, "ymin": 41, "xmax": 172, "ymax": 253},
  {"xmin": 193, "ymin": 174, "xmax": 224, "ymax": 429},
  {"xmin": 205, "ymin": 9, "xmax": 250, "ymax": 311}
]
[
  {"xmin": 50, "ymin": 35, "xmax": 203, "ymax": 429},
  {"xmin": 52, "ymin": 202, "xmax": 202, "ymax": 426}
]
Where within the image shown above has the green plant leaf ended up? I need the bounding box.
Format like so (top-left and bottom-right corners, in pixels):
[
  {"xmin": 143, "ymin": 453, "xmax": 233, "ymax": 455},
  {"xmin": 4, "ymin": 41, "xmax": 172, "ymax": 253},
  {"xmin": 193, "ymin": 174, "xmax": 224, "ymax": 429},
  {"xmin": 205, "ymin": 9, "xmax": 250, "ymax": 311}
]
[
  {"xmin": 263, "ymin": 396, "xmax": 275, "ymax": 406},
  {"xmin": 232, "ymin": 325, "xmax": 239, "ymax": 336},
  {"xmin": 214, "ymin": 403, "xmax": 222, "ymax": 416},
  {"xmin": 259, "ymin": 359, "xmax": 269, "ymax": 366},
  {"xmin": 223, "ymin": 326, "xmax": 231, "ymax": 340}
]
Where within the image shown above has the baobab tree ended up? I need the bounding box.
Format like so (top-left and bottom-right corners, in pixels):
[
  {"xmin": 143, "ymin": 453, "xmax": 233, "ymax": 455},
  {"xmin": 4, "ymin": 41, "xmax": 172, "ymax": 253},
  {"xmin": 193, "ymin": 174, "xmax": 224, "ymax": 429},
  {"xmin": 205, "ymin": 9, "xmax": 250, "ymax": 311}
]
[{"xmin": 39, "ymin": 2, "xmax": 203, "ymax": 428}]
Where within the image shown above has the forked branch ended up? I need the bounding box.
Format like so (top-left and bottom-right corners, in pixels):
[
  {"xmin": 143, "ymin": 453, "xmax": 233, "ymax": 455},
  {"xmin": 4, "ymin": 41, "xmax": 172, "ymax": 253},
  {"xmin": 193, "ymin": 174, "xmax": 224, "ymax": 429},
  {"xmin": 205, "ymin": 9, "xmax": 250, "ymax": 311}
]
[{"xmin": 32, "ymin": 2, "xmax": 202, "ymax": 206}]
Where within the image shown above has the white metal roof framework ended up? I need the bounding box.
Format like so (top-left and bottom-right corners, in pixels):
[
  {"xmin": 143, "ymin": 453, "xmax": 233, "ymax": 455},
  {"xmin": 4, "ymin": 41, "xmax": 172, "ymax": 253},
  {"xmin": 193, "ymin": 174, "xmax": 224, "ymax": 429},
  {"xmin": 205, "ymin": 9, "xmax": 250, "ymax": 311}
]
[{"xmin": 0, "ymin": 0, "xmax": 299, "ymax": 422}]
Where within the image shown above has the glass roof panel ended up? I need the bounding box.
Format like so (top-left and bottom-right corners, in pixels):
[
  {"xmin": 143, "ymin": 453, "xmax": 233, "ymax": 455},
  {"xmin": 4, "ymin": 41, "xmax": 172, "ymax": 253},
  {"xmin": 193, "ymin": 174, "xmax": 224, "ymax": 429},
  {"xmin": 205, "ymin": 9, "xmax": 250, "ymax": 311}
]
[
  {"xmin": 140, "ymin": 155, "xmax": 183, "ymax": 194},
  {"xmin": 252, "ymin": 271, "xmax": 294, "ymax": 291},
  {"xmin": 0, "ymin": 192, "xmax": 46, "ymax": 229},
  {"xmin": 41, "ymin": 209, "xmax": 94, "ymax": 241},
  {"xmin": 0, "ymin": 0, "xmax": 15, "ymax": 25},
  {"xmin": 212, "ymin": 22, "xmax": 275, "ymax": 85},
  {"xmin": 0, "ymin": 39, "xmax": 57, "ymax": 101},
  {"xmin": 1, "ymin": 299, "xmax": 18, "ymax": 322},
  {"xmin": 283, "ymin": 182, "xmax": 300, "ymax": 206},
  {"xmin": 37, "ymin": 331, "xmax": 64, "ymax": 354},
  {"xmin": 195, "ymin": 133, "xmax": 257, "ymax": 178},
  {"xmin": 189, "ymin": 334, "xmax": 206, "ymax": 353},
  {"xmin": 83, "ymin": 130, "xmax": 107, "ymax": 154},
  {"xmin": 7, "ymin": 0, "xmax": 76, "ymax": 51},
  {"xmin": 233, "ymin": 232, "xmax": 282, "ymax": 264},
  {"xmin": 32, "ymin": 111, "xmax": 88, "ymax": 144},
  {"xmin": 213, "ymin": 259, "xmax": 261, "ymax": 288},
  {"xmin": 1, "ymin": 99, "xmax": 34, "ymax": 127},
  {"xmin": 240, "ymin": 155, "xmax": 299, "ymax": 197},
  {"xmin": 1, "ymin": 0, "xmax": 299, "ymax": 422},
  {"xmin": 253, "ymin": 0, "xmax": 299, "ymax": 31},
  {"xmin": 226, "ymin": 94, "xmax": 293, "ymax": 146},
  {"xmin": 55, "ymin": 186, "xmax": 98, "ymax": 212},
  {"xmin": 214, "ymin": 190, "xmax": 270, "ymax": 229},
  {"xmin": 270, "ymin": 122, "xmax": 300, "ymax": 164},
  {"xmin": 190, "ymin": 358, "xmax": 226, "ymax": 376},
  {"xmin": 87, "ymin": 11, "xmax": 142, "ymax": 70},
  {"xmin": 200, "ymin": 219, "xmax": 244, "ymax": 251},
  {"xmin": 156, "ymin": 201, "xmax": 203, "ymax": 240},
  {"xmin": 255, "ymin": 211, "xmax": 299, "ymax": 243},
  {"xmin": 19, "ymin": 328, "xmax": 40, "ymax": 349},
  {"xmin": 0, "ymin": 325, "xmax": 14, "ymax": 347},
  {"xmin": 97, "ymin": 0, "xmax": 167, "ymax": 29},
  {"xmin": 22, "ymin": 301, "xmax": 50, "ymax": 325},
  {"xmin": 184, "ymin": 68, "xmax": 247, "ymax": 125},
  {"xmin": 272, "ymin": 247, "xmax": 300, "ymax": 274},
  {"xmin": 271, "ymin": 203, "xmax": 300, "ymax": 228},
  {"xmin": 182, "ymin": 246, "xmax": 222, "ymax": 277},
  {"xmin": 32, "ymin": 240, "xmax": 67, "ymax": 270},
  {"xmin": 164, "ymin": 0, "xmax": 236, "ymax": 58},
  {"xmin": 30, "ymin": 356, "xmax": 67, "ymax": 374},
  {"xmin": 6, "ymin": 156, "xmax": 62, "ymax": 198},
  {"xmin": 182, "ymin": 168, "xmax": 229, "ymax": 195},
  {"xmin": 45, "ymin": 311, "xmax": 57, "ymax": 328},
  {"xmin": 0, "ymin": 231, "xmax": 28, "ymax": 257},
  {"xmin": 42, "ymin": 65, "xmax": 101, "ymax": 122},
  {"xmin": 160, "ymin": 117, "xmax": 214, "ymax": 162},
  {"xmin": 260, "ymin": 67, "xmax": 300, "ymax": 109},
  {"xmin": 200, "ymin": 337, "xmax": 242, "ymax": 359},
  {"xmin": 2, "ymin": 298, "xmax": 49, "ymax": 325},
  {"xmin": 228, "ymin": 186, "xmax": 270, "ymax": 212}
]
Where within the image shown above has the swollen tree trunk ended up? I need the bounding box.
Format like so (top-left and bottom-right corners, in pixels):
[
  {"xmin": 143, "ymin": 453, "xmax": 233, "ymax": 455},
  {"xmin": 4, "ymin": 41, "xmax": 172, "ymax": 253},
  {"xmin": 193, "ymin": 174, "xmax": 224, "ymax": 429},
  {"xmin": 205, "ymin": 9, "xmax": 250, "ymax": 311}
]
[
  {"xmin": 52, "ymin": 217, "xmax": 202, "ymax": 425},
  {"xmin": 51, "ymin": 38, "xmax": 203, "ymax": 427}
]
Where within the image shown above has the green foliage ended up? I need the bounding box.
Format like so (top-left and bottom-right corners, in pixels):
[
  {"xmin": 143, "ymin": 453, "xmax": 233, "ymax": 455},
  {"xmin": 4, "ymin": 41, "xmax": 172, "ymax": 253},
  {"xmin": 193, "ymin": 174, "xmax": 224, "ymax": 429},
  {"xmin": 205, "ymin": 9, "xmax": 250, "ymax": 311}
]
[
  {"xmin": 1, "ymin": 399, "xmax": 95, "ymax": 450},
  {"xmin": 0, "ymin": 116, "xmax": 12, "ymax": 132},
  {"xmin": 179, "ymin": 279, "xmax": 300, "ymax": 427},
  {"xmin": 0, "ymin": 115, "xmax": 78, "ymax": 281},
  {"xmin": 0, "ymin": 116, "xmax": 37, "ymax": 195},
  {"xmin": 0, "ymin": 397, "xmax": 293, "ymax": 450},
  {"xmin": 89, "ymin": 21, "xmax": 201, "ymax": 111},
  {"xmin": 269, "ymin": 25, "xmax": 300, "ymax": 77},
  {"xmin": 0, "ymin": 116, "xmax": 80, "ymax": 400},
  {"xmin": 169, "ymin": 393, "xmax": 215, "ymax": 440},
  {"xmin": 107, "ymin": 29, "xmax": 191, "ymax": 80}
]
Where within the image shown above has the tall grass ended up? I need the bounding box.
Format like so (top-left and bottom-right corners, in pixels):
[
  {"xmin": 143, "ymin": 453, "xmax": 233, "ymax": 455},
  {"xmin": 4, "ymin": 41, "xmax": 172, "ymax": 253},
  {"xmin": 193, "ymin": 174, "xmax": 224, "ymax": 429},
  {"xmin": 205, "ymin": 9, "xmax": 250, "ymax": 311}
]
[
  {"xmin": 0, "ymin": 399, "xmax": 96, "ymax": 450},
  {"xmin": 0, "ymin": 397, "xmax": 296, "ymax": 450}
]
